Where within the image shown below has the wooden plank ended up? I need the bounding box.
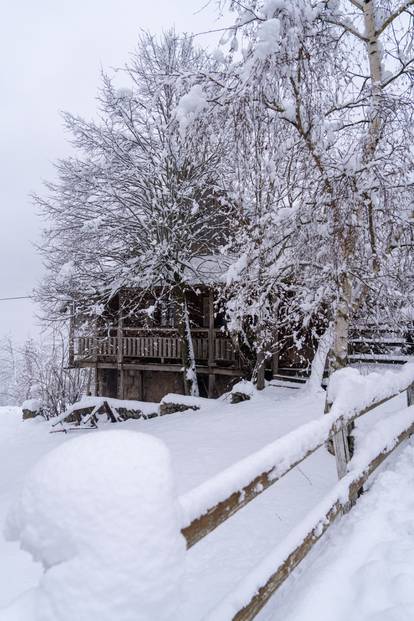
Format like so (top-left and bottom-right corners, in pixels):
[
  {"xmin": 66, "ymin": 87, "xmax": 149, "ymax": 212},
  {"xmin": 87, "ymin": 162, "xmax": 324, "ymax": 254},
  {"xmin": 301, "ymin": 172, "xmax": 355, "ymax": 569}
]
[
  {"xmin": 182, "ymin": 445, "xmax": 323, "ymax": 548},
  {"xmin": 75, "ymin": 361, "xmax": 240, "ymax": 375}
]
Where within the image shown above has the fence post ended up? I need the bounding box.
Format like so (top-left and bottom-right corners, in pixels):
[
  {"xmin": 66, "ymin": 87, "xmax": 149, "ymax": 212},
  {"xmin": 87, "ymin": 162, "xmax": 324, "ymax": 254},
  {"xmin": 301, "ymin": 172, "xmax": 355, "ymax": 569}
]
[
  {"xmin": 325, "ymin": 398, "xmax": 351, "ymax": 480},
  {"xmin": 407, "ymin": 382, "xmax": 414, "ymax": 407},
  {"xmin": 332, "ymin": 426, "xmax": 351, "ymax": 479}
]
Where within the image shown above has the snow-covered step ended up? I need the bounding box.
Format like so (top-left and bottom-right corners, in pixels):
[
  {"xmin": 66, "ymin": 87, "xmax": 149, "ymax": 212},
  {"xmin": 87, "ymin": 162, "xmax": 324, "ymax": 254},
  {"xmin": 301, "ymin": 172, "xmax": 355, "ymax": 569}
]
[{"xmin": 270, "ymin": 375, "xmax": 307, "ymax": 390}]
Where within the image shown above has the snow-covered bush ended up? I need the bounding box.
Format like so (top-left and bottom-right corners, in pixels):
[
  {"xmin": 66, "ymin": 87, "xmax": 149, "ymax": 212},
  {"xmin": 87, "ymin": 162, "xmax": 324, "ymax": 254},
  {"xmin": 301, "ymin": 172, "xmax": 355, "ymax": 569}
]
[
  {"xmin": 230, "ymin": 380, "xmax": 255, "ymax": 403},
  {"xmin": 0, "ymin": 333, "xmax": 91, "ymax": 418},
  {"xmin": 5, "ymin": 431, "xmax": 185, "ymax": 621}
]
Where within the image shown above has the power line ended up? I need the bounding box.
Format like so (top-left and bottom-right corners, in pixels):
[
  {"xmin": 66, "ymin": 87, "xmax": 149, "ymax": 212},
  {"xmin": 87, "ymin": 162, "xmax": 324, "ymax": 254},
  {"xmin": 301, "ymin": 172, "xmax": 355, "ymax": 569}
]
[{"xmin": 0, "ymin": 296, "xmax": 33, "ymax": 302}]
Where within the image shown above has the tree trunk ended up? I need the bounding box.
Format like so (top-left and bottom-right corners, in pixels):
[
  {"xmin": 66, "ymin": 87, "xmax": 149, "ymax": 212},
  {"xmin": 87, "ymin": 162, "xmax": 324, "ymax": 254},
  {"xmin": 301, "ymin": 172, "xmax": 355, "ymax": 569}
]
[
  {"xmin": 307, "ymin": 326, "xmax": 333, "ymax": 393},
  {"xmin": 176, "ymin": 288, "xmax": 199, "ymax": 397},
  {"xmin": 329, "ymin": 273, "xmax": 352, "ymax": 373},
  {"xmin": 255, "ymin": 349, "xmax": 266, "ymax": 391},
  {"xmin": 325, "ymin": 273, "xmax": 354, "ymax": 459},
  {"xmin": 361, "ymin": 0, "xmax": 384, "ymax": 270}
]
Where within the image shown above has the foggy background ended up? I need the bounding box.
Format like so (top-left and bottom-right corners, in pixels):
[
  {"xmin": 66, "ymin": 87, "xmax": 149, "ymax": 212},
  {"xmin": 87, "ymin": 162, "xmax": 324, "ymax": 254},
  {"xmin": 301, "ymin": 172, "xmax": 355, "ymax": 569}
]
[{"xmin": 0, "ymin": 0, "xmax": 220, "ymax": 343}]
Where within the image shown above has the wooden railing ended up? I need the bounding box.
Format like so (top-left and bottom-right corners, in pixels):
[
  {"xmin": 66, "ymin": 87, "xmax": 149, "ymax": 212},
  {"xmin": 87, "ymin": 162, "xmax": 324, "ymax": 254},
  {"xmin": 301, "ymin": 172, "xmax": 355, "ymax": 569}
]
[
  {"xmin": 175, "ymin": 364, "xmax": 414, "ymax": 620},
  {"xmin": 74, "ymin": 329, "xmax": 236, "ymax": 364}
]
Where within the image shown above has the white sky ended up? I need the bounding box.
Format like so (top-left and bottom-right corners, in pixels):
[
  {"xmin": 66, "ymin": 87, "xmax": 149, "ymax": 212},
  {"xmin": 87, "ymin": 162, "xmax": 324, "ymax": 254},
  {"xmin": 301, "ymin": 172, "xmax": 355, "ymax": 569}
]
[{"xmin": 0, "ymin": 0, "xmax": 222, "ymax": 343}]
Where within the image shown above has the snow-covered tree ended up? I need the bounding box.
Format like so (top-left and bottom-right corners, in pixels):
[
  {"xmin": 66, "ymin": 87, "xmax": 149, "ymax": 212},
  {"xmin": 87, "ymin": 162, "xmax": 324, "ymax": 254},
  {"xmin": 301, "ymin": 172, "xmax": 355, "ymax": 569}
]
[
  {"xmin": 204, "ymin": 0, "xmax": 414, "ymax": 382},
  {"xmin": 36, "ymin": 31, "xmax": 232, "ymax": 396},
  {"xmin": 0, "ymin": 333, "xmax": 91, "ymax": 417}
]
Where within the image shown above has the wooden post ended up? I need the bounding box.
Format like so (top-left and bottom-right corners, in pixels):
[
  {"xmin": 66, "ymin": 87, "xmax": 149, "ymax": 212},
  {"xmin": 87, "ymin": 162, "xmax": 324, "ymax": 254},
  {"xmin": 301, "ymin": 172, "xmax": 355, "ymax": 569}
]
[
  {"xmin": 117, "ymin": 310, "xmax": 124, "ymax": 400},
  {"xmin": 68, "ymin": 301, "xmax": 75, "ymax": 368},
  {"xmin": 407, "ymin": 382, "xmax": 414, "ymax": 407},
  {"xmin": 325, "ymin": 398, "xmax": 351, "ymax": 481},
  {"xmin": 332, "ymin": 426, "xmax": 351, "ymax": 479},
  {"xmin": 137, "ymin": 370, "xmax": 144, "ymax": 401},
  {"xmin": 208, "ymin": 289, "xmax": 216, "ymax": 398}
]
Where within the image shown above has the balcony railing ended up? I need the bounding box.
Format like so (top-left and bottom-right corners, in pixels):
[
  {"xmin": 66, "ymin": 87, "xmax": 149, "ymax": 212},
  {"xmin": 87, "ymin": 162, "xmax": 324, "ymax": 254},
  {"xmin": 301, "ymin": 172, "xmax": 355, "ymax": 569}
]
[{"xmin": 73, "ymin": 328, "xmax": 237, "ymax": 365}]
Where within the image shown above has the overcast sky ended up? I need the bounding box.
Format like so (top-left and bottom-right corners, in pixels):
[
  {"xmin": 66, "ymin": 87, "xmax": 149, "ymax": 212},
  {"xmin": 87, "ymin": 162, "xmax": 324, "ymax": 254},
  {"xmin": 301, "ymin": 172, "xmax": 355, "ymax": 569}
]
[{"xmin": 0, "ymin": 0, "xmax": 221, "ymax": 343}]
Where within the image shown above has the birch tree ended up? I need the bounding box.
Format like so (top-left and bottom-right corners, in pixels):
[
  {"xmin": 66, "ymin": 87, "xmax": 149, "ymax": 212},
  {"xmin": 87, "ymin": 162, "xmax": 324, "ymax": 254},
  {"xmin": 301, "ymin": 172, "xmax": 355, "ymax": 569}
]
[{"xmin": 206, "ymin": 0, "xmax": 414, "ymax": 380}]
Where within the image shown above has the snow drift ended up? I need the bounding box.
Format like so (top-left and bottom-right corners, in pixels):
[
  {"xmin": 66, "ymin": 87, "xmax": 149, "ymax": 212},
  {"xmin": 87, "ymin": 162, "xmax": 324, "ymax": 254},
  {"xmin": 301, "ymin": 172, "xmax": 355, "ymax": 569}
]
[{"xmin": 4, "ymin": 430, "xmax": 185, "ymax": 621}]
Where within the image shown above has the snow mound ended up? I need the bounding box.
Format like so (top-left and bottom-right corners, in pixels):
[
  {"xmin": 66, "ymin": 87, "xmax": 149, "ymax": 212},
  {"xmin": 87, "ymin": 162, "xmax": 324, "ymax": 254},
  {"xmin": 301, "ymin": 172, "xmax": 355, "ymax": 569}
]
[
  {"xmin": 21, "ymin": 399, "xmax": 42, "ymax": 412},
  {"xmin": 5, "ymin": 430, "xmax": 185, "ymax": 621},
  {"xmin": 231, "ymin": 380, "xmax": 255, "ymax": 397},
  {"xmin": 328, "ymin": 363, "xmax": 414, "ymax": 422}
]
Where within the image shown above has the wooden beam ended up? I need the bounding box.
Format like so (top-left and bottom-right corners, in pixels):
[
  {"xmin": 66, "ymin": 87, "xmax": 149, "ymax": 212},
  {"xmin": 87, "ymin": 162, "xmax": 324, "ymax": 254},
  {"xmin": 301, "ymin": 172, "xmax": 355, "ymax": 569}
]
[
  {"xmin": 68, "ymin": 302, "xmax": 75, "ymax": 368},
  {"xmin": 75, "ymin": 361, "xmax": 242, "ymax": 376},
  {"xmin": 208, "ymin": 289, "xmax": 216, "ymax": 397},
  {"xmin": 182, "ymin": 445, "xmax": 322, "ymax": 549}
]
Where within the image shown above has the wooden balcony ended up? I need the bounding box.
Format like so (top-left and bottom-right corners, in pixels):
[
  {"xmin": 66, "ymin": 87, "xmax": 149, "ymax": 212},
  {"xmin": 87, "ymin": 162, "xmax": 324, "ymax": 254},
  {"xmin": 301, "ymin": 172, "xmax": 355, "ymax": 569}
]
[{"xmin": 72, "ymin": 328, "xmax": 238, "ymax": 368}]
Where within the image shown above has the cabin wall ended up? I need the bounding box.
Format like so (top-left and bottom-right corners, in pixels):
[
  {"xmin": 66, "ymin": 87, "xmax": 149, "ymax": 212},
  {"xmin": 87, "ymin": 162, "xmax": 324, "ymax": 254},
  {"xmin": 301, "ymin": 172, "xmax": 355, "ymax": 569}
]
[
  {"xmin": 142, "ymin": 371, "xmax": 184, "ymax": 402},
  {"xmin": 96, "ymin": 367, "xmax": 240, "ymax": 402},
  {"xmin": 97, "ymin": 369, "xmax": 118, "ymax": 399}
]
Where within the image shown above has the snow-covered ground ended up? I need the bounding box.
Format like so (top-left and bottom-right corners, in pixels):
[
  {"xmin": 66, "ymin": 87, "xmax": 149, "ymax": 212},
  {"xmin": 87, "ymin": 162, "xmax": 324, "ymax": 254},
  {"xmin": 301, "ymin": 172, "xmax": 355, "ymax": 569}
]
[{"xmin": 0, "ymin": 384, "xmax": 409, "ymax": 619}]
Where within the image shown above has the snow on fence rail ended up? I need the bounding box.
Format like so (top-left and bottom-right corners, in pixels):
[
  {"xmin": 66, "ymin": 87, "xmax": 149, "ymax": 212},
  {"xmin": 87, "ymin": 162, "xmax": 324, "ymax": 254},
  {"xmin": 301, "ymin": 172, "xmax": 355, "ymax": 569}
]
[
  {"xmin": 180, "ymin": 364, "xmax": 414, "ymax": 547},
  {"xmin": 180, "ymin": 363, "xmax": 414, "ymax": 621}
]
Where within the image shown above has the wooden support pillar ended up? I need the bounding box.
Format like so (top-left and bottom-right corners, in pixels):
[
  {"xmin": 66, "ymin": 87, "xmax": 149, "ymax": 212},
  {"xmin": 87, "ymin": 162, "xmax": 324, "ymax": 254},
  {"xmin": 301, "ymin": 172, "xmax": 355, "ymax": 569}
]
[
  {"xmin": 117, "ymin": 310, "xmax": 124, "ymax": 400},
  {"xmin": 137, "ymin": 370, "xmax": 144, "ymax": 401},
  {"xmin": 208, "ymin": 289, "xmax": 216, "ymax": 398},
  {"xmin": 94, "ymin": 366, "xmax": 99, "ymax": 396},
  {"xmin": 68, "ymin": 301, "xmax": 75, "ymax": 368}
]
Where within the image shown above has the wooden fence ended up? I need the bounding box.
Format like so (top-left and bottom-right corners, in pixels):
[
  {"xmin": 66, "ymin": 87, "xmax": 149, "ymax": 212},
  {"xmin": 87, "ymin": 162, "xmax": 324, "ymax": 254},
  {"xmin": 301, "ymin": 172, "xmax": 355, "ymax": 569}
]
[{"xmin": 175, "ymin": 365, "xmax": 414, "ymax": 620}]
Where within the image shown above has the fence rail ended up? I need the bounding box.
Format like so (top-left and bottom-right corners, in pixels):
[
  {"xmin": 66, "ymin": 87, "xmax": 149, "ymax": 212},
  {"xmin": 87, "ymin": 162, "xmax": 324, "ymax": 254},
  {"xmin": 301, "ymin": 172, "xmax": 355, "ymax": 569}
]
[{"xmin": 176, "ymin": 363, "xmax": 414, "ymax": 619}]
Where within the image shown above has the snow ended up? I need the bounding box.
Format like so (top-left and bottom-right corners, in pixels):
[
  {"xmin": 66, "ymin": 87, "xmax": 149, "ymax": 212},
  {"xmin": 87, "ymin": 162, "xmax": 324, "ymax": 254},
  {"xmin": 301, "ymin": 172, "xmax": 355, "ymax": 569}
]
[
  {"xmin": 160, "ymin": 393, "xmax": 216, "ymax": 409},
  {"xmin": 4, "ymin": 430, "xmax": 185, "ymax": 621},
  {"xmin": 258, "ymin": 438, "xmax": 414, "ymax": 621},
  {"xmin": 230, "ymin": 379, "xmax": 255, "ymax": 397},
  {"xmin": 176, "ymin": 84, "xmax": 208, "ymax": 133},
  {"xmin": 328, "ymin": 363, "xmax": 414, "ymax": 423},
  {"xmin": 0, "ymin": 388, "xmax": 327, "ymax": 613},
  {"xmin": 21, "ymin": 400, "xmax": 42, "ymax": 413},
  {"xmin": 52, "ymin": 395, "xmax": 158, "ymax": 426},
  {"xmin": 255, "ymin": 18, "xmax": 281, "ymax": 60},
  {"xmin": 0, "ymin": 368, "xmax": 412, "ymax": 620}
]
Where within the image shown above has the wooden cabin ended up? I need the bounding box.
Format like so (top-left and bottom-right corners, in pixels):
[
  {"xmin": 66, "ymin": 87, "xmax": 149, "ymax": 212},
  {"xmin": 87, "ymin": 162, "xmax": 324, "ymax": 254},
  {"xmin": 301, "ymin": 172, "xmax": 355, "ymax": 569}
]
[
  {"xmin": 68, "ymin": 281, "xmax": 414, "ymax": 402},
  {"xmin": 69, "ymin": 286, "xmax": 247, "ymax": 401}
]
